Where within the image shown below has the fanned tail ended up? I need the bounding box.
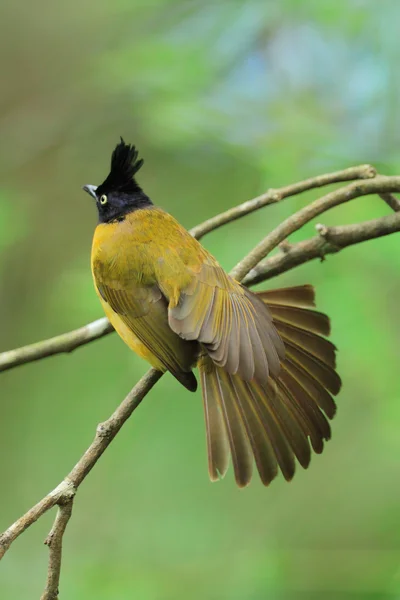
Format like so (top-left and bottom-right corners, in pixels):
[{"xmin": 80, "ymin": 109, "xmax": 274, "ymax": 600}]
[{"xmin": 198, "ymin": 285, "xmax": 341, "ymax": 487}]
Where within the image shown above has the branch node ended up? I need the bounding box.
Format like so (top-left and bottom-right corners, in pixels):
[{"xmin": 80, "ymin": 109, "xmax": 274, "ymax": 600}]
[
  {"xmin": 96, "ymin": 421, "xmax": 113, "ymax": 439},
  {"xmin": 315, "ymin": 223, "xmax": 335, "ymax": 261},
  {"xmin": 59, "ymin": 489, "xmax": 76, "ymax": 505},
  {"xmin": 50, "ymin": 479, "xmax": 77, "ymax": 503},
  {"xmin": 267, "ymin": 189, "xmax": 282, "ymax": 203},
  {"xmin": 315, "ymin": 223, "xmax": 329, "ymax": 238},
  {"xmin": 278, "ymin": 240, "xmax": 292, "ymax": 253},
  {"xmin": 315, "ymin": 223, "xmax": 341, "ymax": 251},
  {"xmin": 360, "ymin": 164, "xmax": 377, "ymax": 179}
]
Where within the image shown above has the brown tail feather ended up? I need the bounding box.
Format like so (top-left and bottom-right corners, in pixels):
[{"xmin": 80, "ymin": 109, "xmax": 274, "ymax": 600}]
[
  {"xmin": 275, "ymin": 321, "xmax": 337, "ymax": 368},
  {"xmin": 199, "ymin": 357, "xmax": 230, "ymax": 481},
  {"xmin": 261, "ymin": 284, "xmax": 340, "ymax": 419},
  {"xmin": 277, "ymin": 371, "xmax": 328, "ymax": 454},
  {"xmin": 258, "ymin": 284, "xmax": 316, "ymax": 308},
  {"xmin": 259, "ymin": 285, "xmax": 331, "ymax": 335},
  {"xmin": 283, "ymin": 358, "xmax": 336, "ymax": 419},
  {"xmin": 230, "ymin": 376, "xmax": 278, "ymax": 485},
  {"xmin": 197, "ymin": 285, "xmax": 341, "ymax": 487},
  {"xmin": 280, "ymin": 365, "xmax": 332, "ymax": 443}
]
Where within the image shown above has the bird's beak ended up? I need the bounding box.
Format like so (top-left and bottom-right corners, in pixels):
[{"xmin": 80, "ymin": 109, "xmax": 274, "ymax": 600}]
[{"xmin": 82, "ymin": 184, "xmax": 98, "ymax": 199}]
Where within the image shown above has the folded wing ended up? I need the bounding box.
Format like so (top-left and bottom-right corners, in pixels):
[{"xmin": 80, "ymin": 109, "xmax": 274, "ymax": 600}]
[
  {"xmin": 169, "ymin": 261, "xmax": 285, "ymax": 383},
  {"xmin": 96, "ymin": 281, "xmax": 198, "ymax": 391}
]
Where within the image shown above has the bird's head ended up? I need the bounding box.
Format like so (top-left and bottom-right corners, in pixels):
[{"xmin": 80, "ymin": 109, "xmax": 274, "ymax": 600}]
[{"xmin": 83, "ymin": 138, "xmax": 152, "ymax": 223}]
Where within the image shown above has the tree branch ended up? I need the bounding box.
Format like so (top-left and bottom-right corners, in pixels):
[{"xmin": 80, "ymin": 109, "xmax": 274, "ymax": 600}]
[
  {"xmin": 40, "ymin": 500, "xmax": 74, "ymax": 600},
  {"xmin": 190, "ymin": 163, "xmax": 376, "ymax": 239},
  {"xmin": 379, "ymin": 192, "xmax": 400, "ymax": 212},
  {"xmin": 230, "ymin": 175, "xmax": 400, "ymax": 281},
  {"xmin": 242, "ymin": 211, "xmax": 400, "ymax": 285},
  {"xmin": 0, "ymin": 369, "xmax": 162, "ymax": 561},
  {"xmin": 0, "ymin": 318, "xmax": 113, "ymax": 373},
  {"xmin": 1, "ymin": 164, "xmax": 400, "ymax": 598}
]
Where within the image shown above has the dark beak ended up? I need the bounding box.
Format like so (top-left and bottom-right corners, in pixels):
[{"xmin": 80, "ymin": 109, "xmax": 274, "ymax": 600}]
[{"xmin": 82, "ymin": 184, "xmax": 98, "ymax": 199}]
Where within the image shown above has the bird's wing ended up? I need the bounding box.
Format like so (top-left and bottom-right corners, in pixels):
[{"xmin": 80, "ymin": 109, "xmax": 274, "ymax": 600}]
[
  {"xmin": 96, "ymin": 280, "xmax": 198, "ymax": 390},
  {"xmin": 168, "ymin": 258, "xmax": 285, "ymax": 384}
]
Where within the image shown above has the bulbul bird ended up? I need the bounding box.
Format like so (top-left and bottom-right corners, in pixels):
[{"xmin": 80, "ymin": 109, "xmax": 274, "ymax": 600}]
[{"xmin": 83, "ymin": 139, "xmax": 341, "ymax": 487}]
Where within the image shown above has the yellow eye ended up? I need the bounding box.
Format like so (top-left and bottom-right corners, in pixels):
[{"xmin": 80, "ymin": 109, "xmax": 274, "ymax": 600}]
[{"xmin": 99, "ymin": 195, "xmax": 108, "ymax": 205}]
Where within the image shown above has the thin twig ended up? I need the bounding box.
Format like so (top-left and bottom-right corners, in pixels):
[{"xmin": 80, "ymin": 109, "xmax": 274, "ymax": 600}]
[
  {"xmin": 0, "ymin": 319, "xmax": 113, "ymax": 373},
  {"xmin": 379, "ymin": 192, "xmax": 400, "ymax": 212},
  {"xmin": 40, "ymin": 501, "xmax": 74, "ymax": 600},
  {"xmin": 0, "ymin": 369, "xmax": 162, "ymax": 560},
  {"xmin": 190, "ymin": 164, "xmax": 376, "ymax": 239},
  {"xmin": 0, "ymin": 480, "xmax": 75, "ymax": 559},
  {"xmin": 242, "ymin": 211, "xmax": 400, "ymax": 285},
  {"xmin": 230, "ymin": 175, "xmax": 400, "ymax": 281}
]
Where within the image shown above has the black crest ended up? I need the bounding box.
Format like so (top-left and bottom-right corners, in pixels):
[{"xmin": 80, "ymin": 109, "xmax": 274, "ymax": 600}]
[{"xmin": 97, "ymin": 138, "xmax": 144, "ymax": 196}]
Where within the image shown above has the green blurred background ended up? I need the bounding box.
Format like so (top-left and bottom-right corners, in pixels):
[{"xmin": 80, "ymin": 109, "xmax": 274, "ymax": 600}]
[{"xmin": 1, "ymin": 1, "xmax": 399, "ymax": 598}]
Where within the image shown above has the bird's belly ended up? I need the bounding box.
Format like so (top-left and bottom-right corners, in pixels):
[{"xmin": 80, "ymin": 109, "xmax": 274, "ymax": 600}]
[{"xmin": 100, "ymin": 297, "xmax": 166, "ymax": 371}]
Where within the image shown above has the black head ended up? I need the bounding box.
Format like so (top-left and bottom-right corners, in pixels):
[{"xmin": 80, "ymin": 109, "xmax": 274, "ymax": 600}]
[{"xmin": 83, "ymin": 138, "xmax": 152, "ymax": 223}]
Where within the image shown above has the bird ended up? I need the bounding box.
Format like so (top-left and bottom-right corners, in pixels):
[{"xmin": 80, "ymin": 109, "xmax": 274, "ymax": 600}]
[{"xmin": 83, "ymin": 138, "xmax": 341, "ymax": 488}]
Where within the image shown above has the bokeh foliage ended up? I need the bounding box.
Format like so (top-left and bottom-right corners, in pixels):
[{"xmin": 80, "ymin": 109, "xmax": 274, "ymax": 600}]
[{"xmin": 1, "ymin": 1, "xmax": 400, "ymax": 598}]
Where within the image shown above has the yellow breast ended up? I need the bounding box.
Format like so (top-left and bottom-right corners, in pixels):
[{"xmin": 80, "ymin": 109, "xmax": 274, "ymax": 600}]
[
  {"xmin": 91, "ymin": 212, "xmax": 167, "ymax": 370},
  {"xmin": 97, "ymin": 293, "xmax": 166, "ymax": 371}
]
